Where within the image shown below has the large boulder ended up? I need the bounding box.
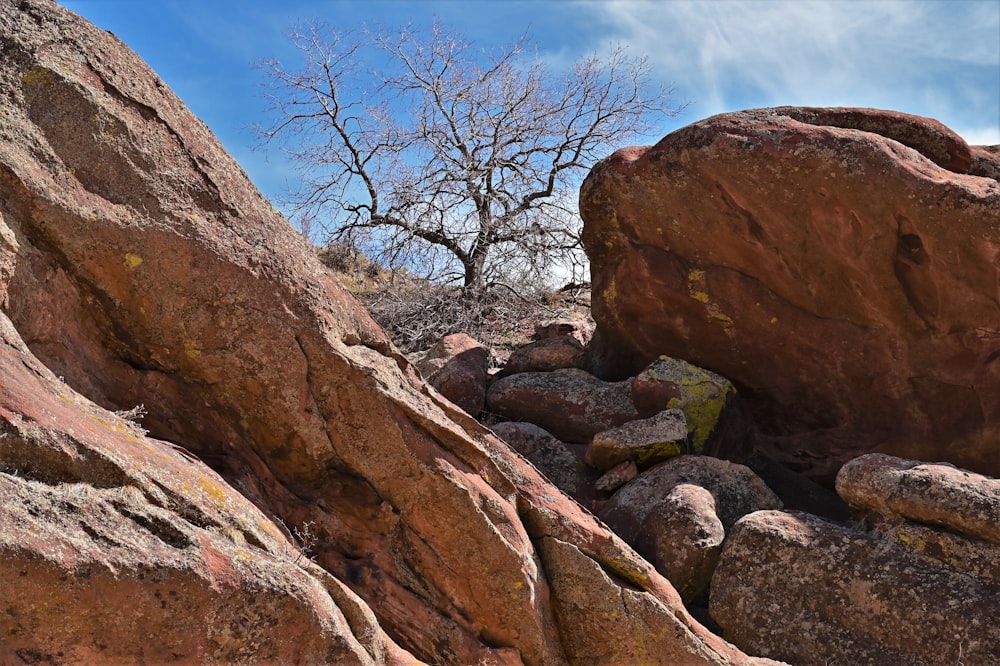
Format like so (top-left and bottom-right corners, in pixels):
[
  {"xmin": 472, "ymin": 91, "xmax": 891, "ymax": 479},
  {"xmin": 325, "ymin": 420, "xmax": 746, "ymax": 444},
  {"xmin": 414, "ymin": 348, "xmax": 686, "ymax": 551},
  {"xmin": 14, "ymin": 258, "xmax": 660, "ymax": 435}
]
[
  {"xmin": 0, "ymin": 2, "xmax": 773, "ymax": 663},
  {"xmin": 836, "ymin": 453, "xmax": 1000, "ymax": 544},
  {"xmin": 581, "ymin": 106, "xmax": 1000, "ymax": 481},
  {"xmin": 599, "ymin": 455, "xmax": 781, "ymax": 602},
  {"xmin": 711, "ymin": 455, "xmax": 1000, "ymax": 664},
  {"xmin": 710, "ymin": 510, "xmax": 1000, "ymax": 665}
]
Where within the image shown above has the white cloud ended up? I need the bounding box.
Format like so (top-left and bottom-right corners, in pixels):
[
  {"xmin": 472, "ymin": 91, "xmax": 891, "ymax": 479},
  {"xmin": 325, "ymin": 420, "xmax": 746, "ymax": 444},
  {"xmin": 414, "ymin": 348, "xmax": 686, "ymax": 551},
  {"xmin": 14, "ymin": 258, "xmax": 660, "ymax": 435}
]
[
  {"xmin": 578, "ymin": 0, "xmax": 999, "ymax": 139},
  {"xmin": 959, "ymin": 127, "xmax": 1000, "ymax": 146}
]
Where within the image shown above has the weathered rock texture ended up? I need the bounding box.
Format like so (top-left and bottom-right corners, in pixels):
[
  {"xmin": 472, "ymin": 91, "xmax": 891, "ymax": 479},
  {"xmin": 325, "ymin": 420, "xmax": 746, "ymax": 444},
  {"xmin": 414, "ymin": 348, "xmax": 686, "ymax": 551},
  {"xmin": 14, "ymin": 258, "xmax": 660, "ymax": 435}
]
[
  {"xmin": 0, "ymin": 2, "xmax": 775, "ymax": 663},
  {"xmin": 837, "ymin": 453, "xmax": 1000, "ymax": 543},
  {"xmin": 487, "ymin": 368, "xmax": 636, "ymax": 442},
  {"xmin": 711, "ymin": 454, "xmax": 1000, "ymax": 664},
  {"xmin": 490, "ymin": 421, "xmax": 600, "ymax": 505},
  {"xmin": 500, "ymin": 335, "xmax": 586, "ymax": 376},
  {"xmin": 599, "ymin": 456, "xmax": 781, "ymax": 603},
  {"xmin": 585, "ymin": 408, "xmax": 688, "ymax": 471},
  {"xmin": 581, "ymin": 106, "xmax": 1000, "ymax": 480},
  {"xmin": 710, "ymin": 510, "xmax": 1000, "ymax": 666},
  {"xmin": 0, "ymin": 313, "xmax": 411, "ymax": 665},
  {"xmin": 411, "ymin": 332, "xmax": 489, "ymax": 416}
]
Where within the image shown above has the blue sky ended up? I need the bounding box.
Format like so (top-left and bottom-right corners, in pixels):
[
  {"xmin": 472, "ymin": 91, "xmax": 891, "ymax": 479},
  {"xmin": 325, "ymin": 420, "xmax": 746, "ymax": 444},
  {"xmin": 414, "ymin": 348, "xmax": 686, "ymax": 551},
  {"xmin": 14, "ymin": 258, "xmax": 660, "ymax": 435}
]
[{"xmin": 61, "ymin": 0, "xmax": 1000, "ymax": 211}]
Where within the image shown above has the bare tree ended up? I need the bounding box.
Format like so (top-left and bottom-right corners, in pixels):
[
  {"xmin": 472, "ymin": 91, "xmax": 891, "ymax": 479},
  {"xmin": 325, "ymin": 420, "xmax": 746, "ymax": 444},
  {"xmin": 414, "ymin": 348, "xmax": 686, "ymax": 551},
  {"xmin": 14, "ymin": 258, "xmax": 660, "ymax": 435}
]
[{"xmin": 258, "ymin": 21, "xmax": 684, "ymax": 293}]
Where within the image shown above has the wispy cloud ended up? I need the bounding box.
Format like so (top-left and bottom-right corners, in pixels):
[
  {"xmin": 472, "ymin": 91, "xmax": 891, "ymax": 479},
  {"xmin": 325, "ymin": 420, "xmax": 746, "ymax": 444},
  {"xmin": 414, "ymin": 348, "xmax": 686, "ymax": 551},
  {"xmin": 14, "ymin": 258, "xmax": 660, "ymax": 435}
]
[{"xmin": 581, "ymin": 0, "xmax": 1000, "ymax": 144}]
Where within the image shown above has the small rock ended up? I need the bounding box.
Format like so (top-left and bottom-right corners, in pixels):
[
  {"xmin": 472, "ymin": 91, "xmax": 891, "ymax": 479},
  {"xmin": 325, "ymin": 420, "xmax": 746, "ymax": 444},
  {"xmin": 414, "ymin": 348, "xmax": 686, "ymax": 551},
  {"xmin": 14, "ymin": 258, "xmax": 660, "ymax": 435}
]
[
  {"xmin": 594, "ymin": 459, "xmax": 638, "ymax": 493},
  {"xmin": 413, "ymin": 333, "xmax": 489, "ymax": 416},
  {"xmin": 533, "ymin": 318, "xmax": 592, "ymax": 344},
  {"xmin": 631, "ymin": 357, "xmax": 749, "ymax": 460},
  {"xmin": 500, "ymin": 336, "xmax": 586, "ymax": 376},
  {"xmin": 585, "ymin": 408, "xmax": 688, "ymax": 471}
]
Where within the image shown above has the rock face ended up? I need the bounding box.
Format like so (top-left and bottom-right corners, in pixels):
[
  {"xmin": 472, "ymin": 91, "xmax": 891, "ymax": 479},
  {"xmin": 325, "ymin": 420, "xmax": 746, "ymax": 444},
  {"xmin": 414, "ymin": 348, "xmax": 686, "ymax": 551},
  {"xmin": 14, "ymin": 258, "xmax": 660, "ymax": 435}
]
[
  {"xmin": 0, "ymin": 313, "xmax": 409, "ymax": 665},
  {"xmin": 581, "ymin": 106, "xmax": 1000, "ymax": 480},
  {"xmin": 0, "ymin": 2, "xmax": 773, "ymax": 664},
  {"xmin": 710, "ymin": 454, "xmax": 1000, "ymax": 665}
]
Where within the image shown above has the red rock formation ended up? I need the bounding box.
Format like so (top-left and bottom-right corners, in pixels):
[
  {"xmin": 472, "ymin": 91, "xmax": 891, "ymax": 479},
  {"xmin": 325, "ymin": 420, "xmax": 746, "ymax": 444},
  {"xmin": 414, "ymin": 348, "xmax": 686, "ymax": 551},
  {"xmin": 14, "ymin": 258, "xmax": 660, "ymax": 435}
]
[
  {"xmin": 710, "ymin": 509, "xmax": 999, "ymax": 665},
  {"xmin": 0, "ymin": 310, "xmax": 412, "ymax": 664},
  {"xmin": 412, "ymin": 333, "xmax": 489, "ymax": 416},
  {"xmin": 711, "ymin": 454, "xmax": 1000, "ymax": 664},
  {"xmin": 487, "ymin": 368, "xmax": 637, "ymax": 442},
  {"xmin": 0, "ymin": 1, "xmax": 776, "ymax": 663},
  {"xmin": 581, "ymin": 106, "xmax": 1000, "ymax": 481}
]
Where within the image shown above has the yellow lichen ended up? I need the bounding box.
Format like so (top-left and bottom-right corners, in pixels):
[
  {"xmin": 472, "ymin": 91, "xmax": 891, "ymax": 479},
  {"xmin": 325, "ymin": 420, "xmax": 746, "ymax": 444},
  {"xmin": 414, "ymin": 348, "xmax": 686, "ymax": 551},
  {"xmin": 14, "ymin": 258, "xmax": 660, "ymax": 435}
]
[
  {"xmin": 686, "ymin": 269, "xmax": 735, "ymax": 334},
  {"xmin": 124, "ymin": 253, "xmax": 143, "ymax": 269},
  {"xmin": 654, "ymin": 359, "xmax": 733, "ymax": 453},
  {"xmin": 183, "ymin": 338, "xmax": 203, "ymax": 358},
  {"xmin": 18, "ymin": 67, "xmax": 48, "ymax": 86}
]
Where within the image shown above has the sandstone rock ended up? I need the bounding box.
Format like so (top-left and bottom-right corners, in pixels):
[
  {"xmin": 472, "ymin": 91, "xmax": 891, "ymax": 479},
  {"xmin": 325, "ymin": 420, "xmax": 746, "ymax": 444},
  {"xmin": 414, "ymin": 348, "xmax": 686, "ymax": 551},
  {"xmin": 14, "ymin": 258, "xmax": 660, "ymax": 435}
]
[
  {"xmin": 538, "ymin": 536, "xmax": 783, "ymax": 666},
  {"xmin": 0, "ymin": 312, "xmax": 411, "ymax": 665},
  {"xmin": 836, "ymin": 454, "xmax": 1000, "ymax": 587},
  {"xmin": 710, "ymin": 510, "xmax": 1000, "ymax": 665},
  {"xmin": 412, "ymin": 333, "xmax": 489, "ymax": 416},
  {"xmin": 581, "ymin": 106, "xmax": 1000, "ymax": 481},
  {"xmin": 500, "ymin": 335, "xmax": 586, "ymax": 375},
  {"xmin": 637, "ymin": 483, "xmax": 725, "ymax": 604},
  {"xmin": 585, "ymin": 408, "xmax": 689, "ymax": 471},
  {"xmin": 970, "ymin": 144, "xmax": 1000, "ymax": 180},
  {"xmin": 836, "ymin": 453, "xmax": 1000, "ymax": 544},
  {"xmin": 594, "ymin": 459, "xmax": 639, "ymax": 493},
  {"xmin": 533, "ymin": 318, "xmax": 593, "ymax": 344},
  {"xmin": 630, "ymin": 356, "xmax": 748, "ymax": 460},
  {"xmin": 486, "ymin": 368, "xmax": 636, "ymax": 442},
  {"xmin": 0, "ymin": 3, "xmax": 773, "ymax": 663},
  {"xmin": 599, "ymin": 456, "xmax": 781, "ymax": 604},
  {"xmin": 490, "ymin": 421, "xmax": 599, "ymax": 503},
  {"xmin": 601, "ymin": 455, "xmax": 782, "ymax": 536},
  {"xmin": 870, "ymin": 519, "xmax": 1000, "ymax": 589}
]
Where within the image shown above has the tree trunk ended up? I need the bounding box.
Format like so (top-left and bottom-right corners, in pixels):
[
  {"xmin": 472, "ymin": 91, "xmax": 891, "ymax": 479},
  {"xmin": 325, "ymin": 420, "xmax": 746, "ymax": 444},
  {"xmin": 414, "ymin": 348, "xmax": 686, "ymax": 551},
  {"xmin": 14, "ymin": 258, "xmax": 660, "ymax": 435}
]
[{"xmin": 463, "ymin": 257, "xmax": 486, "ymax": 293}]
